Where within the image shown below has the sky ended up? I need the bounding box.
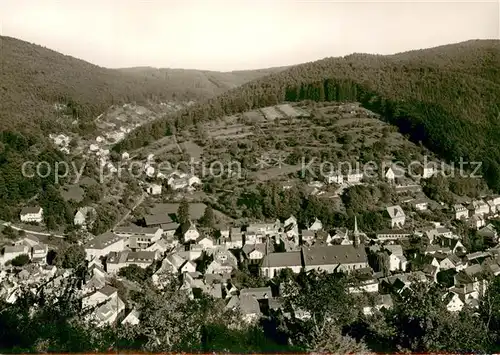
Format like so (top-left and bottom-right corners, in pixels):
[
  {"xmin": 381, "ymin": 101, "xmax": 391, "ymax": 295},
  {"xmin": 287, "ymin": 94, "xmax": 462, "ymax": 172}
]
[{"xmin": 1, "ymin": 0, "xmax": 499, "ymax": 71}]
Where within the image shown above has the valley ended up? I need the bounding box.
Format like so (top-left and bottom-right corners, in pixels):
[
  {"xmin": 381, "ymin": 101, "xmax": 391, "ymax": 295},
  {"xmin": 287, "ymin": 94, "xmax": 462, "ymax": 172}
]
[{"xmin": 0, "ymin": 34, "xmax": 499, "ymax": 354}]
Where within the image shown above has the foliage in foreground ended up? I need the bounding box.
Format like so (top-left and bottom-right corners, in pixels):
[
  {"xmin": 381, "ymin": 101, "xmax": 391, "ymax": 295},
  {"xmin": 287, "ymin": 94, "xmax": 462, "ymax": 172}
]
[{"xmin": 2, "ymin": 269, "xmax": 500, "ymax": 353}]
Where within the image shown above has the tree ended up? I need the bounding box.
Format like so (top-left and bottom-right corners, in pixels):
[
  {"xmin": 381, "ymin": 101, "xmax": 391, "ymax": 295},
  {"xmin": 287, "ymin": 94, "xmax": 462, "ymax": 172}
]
[
  {"xmin": 118, "ymin": 264, "xmax": 148, "ymax": 283},
  {"xmin": 2, "ymin": 225, "xmax": 16, "ymax": 239},
  {"xmin": 309, "ymin": 319, "xmax": 371, "ymax": 355},
  {"xmin": 200, "ymin": 206, "xmax": 215, "ymax": 228},
  {"xmin": 55, "ymin": 244, "xmax": 86, "ymax": 269},
  {"xmin": 10, "ymin": 254, "xmax": 30, "ymax": 267},
  {"xmin": 177, "ymin": 199, "xmax": 189, "ymax": 224}
]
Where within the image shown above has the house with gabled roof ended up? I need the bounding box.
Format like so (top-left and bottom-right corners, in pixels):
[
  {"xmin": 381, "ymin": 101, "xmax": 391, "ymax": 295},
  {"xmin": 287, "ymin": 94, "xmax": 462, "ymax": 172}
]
[
  {"xmin": 469, "ymin": 199, "xmax": 489, "ymax": 217},
  {"xmin": 106, "ymin": 250, "xmax": 157, "ymax": 274},
  {"xmin": 385, "ymin": 245, "xmax": 407, "ymax": 272},
  {"xmin": 301, "ymin": 229, "xmax": 316, "ymax": 245},
  {"xmin": 260, "ymin": 251, "xmax": 302, "ymax": 278},
  {"xmin": 469, "ymin": 214, "xmax": 486, "ymax": 229},
  {"xmin": 454, "ymin": 264, "xmax": 488, "ymax": 298},
  {"xmin": 242, "ymin": 242, "xmax": 272, "ymax": 263},
  {"xmin": 20, "ymin": 206, "xmax": 43, "ymax": 223},
  {"xmin": 14, "ymin": 234, "xmax": 39, "ymax": 248},
  {"xmin": 84, "ymin": 232, "xmax": 126, "ymax": 261},
  {"xmin": 439, "ymin": 254, "xmax": 466, "ymax": 271},
  {"xmin": 308, "ymin": 218, "xmax": 323, "ymax": 231},
  {"xmin": 301, "ymin": 245, "xmax": 368, "ymax": 274},
  {"xmin": 195, "ymin": 235, "xmax": 215, "ymax": 250},
  {"xmin": 122, "ymin": 309, "xmax": 140, "ymax": 325},
  {"xmin": 82, "ymin": 285, "xmax": 118, "ymax": 308},
  {"xmin": 74, "ymin": 206, "xmax": 97, "ymax": 228},
  {"xmin": 89, "ymin": 294, "xmax": 126, "ymax": 327},
  {"xmin": 386, "ymin": 205, "xmax": 405, "ymax": 228},
  {"xmin": 443, "ymin": 291, "xmax": 464, "ymax": 312},
  {"xmin": 478, "ymin": 224, "xmax": 498, "ymax": 243},
  {"xmin": 161, "ymin": 222, "xmax": 180, "ymax": 238},
  {"xmin": 453, "ymin": 204, "xmax": 469, "ymax": 220},
  {"xmin": 347, "ymin": 268, "xmax": 379, "ymax": 293},
  {"xmin": 179, "ymin": 221, "xmax": 199, "ymax": 243},
  {"xmin": 226, "ymin": 294, "xmax": 261, "ymax": 323},
  {"xmin": 240, "ymin": 286, "xmax": 273, "ymax": 300},
  {"xmin": 226, "ymin": 227, "xmax": 243, "ymax": 249}
]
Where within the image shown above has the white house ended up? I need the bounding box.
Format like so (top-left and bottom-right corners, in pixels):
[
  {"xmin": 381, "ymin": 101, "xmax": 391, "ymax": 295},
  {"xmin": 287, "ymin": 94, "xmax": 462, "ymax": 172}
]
[
  {"xmin": 180, "ymin": 260, "xmax": 196, "ymax": 273},
  {"xmin": 386, "ymin": 205, "xmax": 406, "ymax": 228},
  {"xmin": 325, "ymin": 171, "xmax": 343, "ymax": 185},
  {"xmin": 84, "ymin": 286, "xmax": 125, "ymax": 327},
  {"xmin": 20, "ymin": 206, "xmax": 43, "ymax": 223},
  {"xmin": 308, "ymin": 218, "xmax": 323, "ymax": 231},
  {"xmin": 180, "ymin": 221, "xmax": 199, "ymax": 243},
  {"xmin": 443, "ymin": 292, "xmax": 464, "ymax": 312},
  {"xmin": 31, "ymin": 244, "xmax": 48, "ymax": 264},
  {"xmin": 385, "ymin": 245, "xmax": 407, "ymax": 272},
  {"xmin": 439, "ymin": 254, "xmax": 466, "ymax": 271},
  {"xmin": 122, "ymin": 309, "xmax": 140, "ymax": 325},
  {"xmin": 146, "ymin": 184, "xmax": 162, "ymax": 195},
  {"xmin": 453, "ymin": 204, "xmax": 469, "ymax": 220},
  {"xmin": 84, "ymin": 233, "xmax": 126, "ymax": 261},
  {"xmin": 196, "ymin": 236, "xmax": 215, "ymax": 250},
  {"xmin": 82, "ymin": 285, "xmax": 118, "ymax": 308},
  {"xmin": 385, "ymin": 167, "xmax": 396, "ymax": 183},
  {"xmin": 412, "ymin": 199, "xmax": 428, "ymax": 211},
  {"xmin": 114, "ymin": 225, "xmax": 163, "ymax": 250},
  {"xmin": 346, "ymin": 172, "xmax": 363, "ymax": 183},
  {"xmin": 74, "ymin": 206, "xmax": 97, "ymax": 228},
  {"xmin": 243, "ymin": 243, "xmax": 268, "ymax": 262},
  {"xmin": 145, "ymin": 165, "xmax": 155, "ymax": 177}
]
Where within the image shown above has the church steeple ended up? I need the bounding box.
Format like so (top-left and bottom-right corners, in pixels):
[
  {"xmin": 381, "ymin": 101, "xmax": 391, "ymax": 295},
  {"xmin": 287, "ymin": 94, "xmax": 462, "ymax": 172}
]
[{"xmin": 353, "ymin": 215, "xmax": 361, "ymax": 247}]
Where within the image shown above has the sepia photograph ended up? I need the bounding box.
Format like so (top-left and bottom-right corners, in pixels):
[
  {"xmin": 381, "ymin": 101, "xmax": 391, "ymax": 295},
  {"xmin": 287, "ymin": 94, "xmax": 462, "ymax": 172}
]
[{"xmin": 0, "ymin": 0, "xmax": 499, "ymax": 353}]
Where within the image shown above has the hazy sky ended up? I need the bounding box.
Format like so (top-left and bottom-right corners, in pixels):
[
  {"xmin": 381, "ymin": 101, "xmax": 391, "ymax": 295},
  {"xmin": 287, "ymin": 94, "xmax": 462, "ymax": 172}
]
[{"xmin": 1, "ymin": 0, "xmax": 498, "ymax": 71}]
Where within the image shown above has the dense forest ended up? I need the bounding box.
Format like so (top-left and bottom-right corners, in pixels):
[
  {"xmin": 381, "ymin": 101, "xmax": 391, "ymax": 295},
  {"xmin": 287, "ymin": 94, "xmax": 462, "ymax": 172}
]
[
  {"xmin": 115, "ymin": 40, "xmax": 500, "ymax": 191},
  {"xmin": 0, "ymin": 36, "xmax": 283, "ymax": 134}
]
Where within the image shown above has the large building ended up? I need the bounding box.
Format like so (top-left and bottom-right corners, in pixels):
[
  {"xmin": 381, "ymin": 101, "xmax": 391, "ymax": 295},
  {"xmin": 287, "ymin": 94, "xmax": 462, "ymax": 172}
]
[
  {"xmin": 84, "ymin": 233, "xmax": 126, "ymax": 261},
  {"xmin": 20, "ymin": 206, "xmax": 43, "ymax": 223},
  {"xmin": 260, "ymin": 251, "xmax": 302, "ymax": 278},
  {"xmin": 260, "ymin": 245, "xmax": 369, "ymax": 276},
  {"xmin": 302, "ymin": 245, "xmax": 368, "ymax": 273}
]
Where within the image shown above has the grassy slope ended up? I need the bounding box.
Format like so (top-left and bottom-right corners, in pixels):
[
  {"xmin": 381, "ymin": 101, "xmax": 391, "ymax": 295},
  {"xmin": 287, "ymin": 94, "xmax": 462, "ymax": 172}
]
[{"xmin": 0, "ymin": 36, "xmax": 284, "ymax": 134}]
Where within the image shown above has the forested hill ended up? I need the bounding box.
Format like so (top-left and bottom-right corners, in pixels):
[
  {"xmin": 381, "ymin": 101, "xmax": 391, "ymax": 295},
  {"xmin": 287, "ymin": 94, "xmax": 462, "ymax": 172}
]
[
  {"xmin": 116, "ymin": 40, "xmax": 500, "ymax": 191},
  {"xmin": 0, "ymin": 36, "xmax": 283, "ymax": 134}
]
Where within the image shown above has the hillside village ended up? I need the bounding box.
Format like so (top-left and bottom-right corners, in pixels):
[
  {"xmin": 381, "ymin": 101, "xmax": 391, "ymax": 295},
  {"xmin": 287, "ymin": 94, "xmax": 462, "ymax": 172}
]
[
  {"xmin": 2, "ymin": 101, "xmax": 500, "ymax": 332},
  {"xmin": 2, "ymin": 168, "xmax": 500, "ymax": 327},
  {"xmin": 0, "ymin": 99, "xmax": 499, "ymax": 352}
]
